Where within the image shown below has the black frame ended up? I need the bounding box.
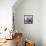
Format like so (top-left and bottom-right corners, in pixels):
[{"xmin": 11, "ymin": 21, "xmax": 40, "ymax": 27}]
[{"xmin": 24, "ymin": 15, "xmax": 33, "ymax": 24}]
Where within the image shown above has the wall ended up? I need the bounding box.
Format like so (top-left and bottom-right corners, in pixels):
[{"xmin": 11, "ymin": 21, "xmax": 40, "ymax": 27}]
[
  {"xmin": 41, "ymin": 0, "xmax": 46, "ymax": 46},
  {"xmin": 13, "ymin": 0, "xmax": 41, "ymax": 46}
]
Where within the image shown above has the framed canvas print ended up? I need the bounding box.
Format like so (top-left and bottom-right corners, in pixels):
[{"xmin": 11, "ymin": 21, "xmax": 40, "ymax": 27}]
[{"xmin": 24, "ymin": 15, "xmax": 33, "ymax": 24}]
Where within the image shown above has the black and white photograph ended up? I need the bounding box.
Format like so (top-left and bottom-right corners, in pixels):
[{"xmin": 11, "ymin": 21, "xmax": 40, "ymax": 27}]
[{"xmin": 24, "ymin": 15, "xmax": 33, "ymax": 24}]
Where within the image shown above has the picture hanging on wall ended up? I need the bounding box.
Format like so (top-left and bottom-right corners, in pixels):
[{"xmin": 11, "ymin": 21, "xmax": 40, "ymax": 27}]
[{"xmin": 24, "ymin": 15, "xmax": 33, "ymax": 24}]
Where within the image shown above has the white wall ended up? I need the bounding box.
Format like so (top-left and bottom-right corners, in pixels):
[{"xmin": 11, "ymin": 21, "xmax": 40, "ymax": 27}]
[
  {"xmin": 13, "ymin": 0, "xmax": 41, "ymax": 46},
  {"xmin": 0, "ymin": 0, "xmax": 16, "ymax": 30},
  {"xmin": 41, "ymin": 0, "xmax": 46, "ymax": 46}
]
